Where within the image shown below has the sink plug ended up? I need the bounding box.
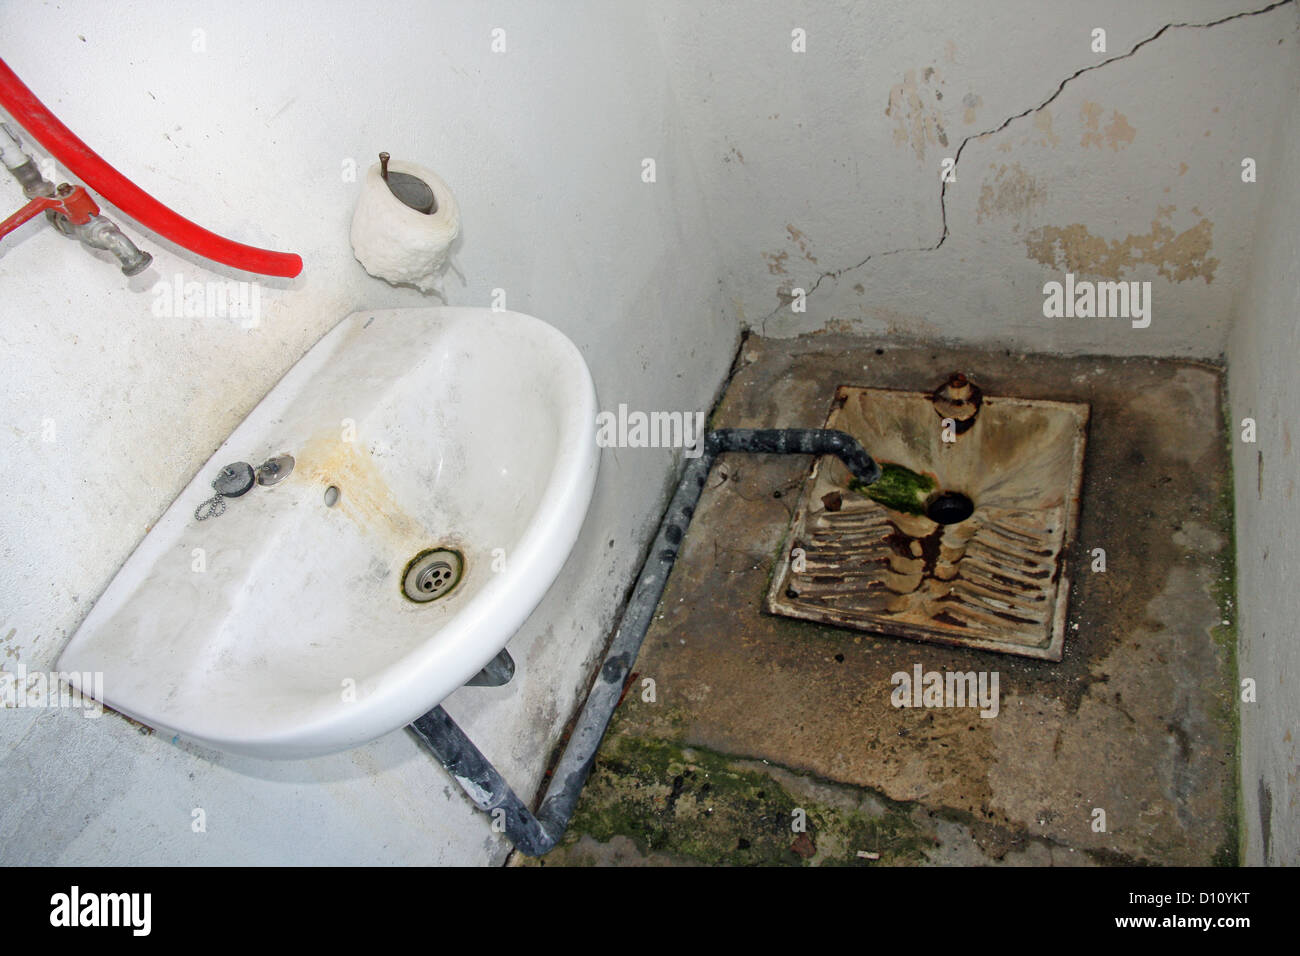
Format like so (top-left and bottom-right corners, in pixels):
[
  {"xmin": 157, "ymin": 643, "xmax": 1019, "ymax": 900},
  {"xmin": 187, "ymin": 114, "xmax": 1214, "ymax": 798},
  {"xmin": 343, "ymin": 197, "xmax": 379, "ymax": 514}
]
[
  {"xmin": 194, "ymin": 457, "xmax": 291, "ymax": 521},
  {"xmin": 194, "ymin": 462, "xmax": 256, "ymax": 520},
  {"xmin": 255, "ymin": 454, "xmax": 294, "ymax": 486}
]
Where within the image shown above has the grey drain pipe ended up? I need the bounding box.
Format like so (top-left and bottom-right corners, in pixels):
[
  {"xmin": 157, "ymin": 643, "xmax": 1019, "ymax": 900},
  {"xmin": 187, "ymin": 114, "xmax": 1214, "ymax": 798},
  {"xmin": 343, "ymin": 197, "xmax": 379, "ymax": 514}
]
[{"xmin": 409, "ymin": 428, "xmax": 881, "ymax": 857}]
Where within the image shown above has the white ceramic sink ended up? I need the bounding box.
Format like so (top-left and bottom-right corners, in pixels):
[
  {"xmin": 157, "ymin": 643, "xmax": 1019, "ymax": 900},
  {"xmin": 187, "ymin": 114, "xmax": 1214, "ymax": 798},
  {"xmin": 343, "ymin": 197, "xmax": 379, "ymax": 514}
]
[{"xmin": 57, "ymin": 307, "xmax": 598, "ymax": 758}]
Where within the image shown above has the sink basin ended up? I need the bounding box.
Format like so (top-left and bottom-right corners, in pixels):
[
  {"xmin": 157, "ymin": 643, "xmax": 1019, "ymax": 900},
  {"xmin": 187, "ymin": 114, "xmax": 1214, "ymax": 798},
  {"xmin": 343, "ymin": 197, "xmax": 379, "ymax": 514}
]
[{"xmin": 57, "ymin": 307, "xmax": 599, "ymax": 758}]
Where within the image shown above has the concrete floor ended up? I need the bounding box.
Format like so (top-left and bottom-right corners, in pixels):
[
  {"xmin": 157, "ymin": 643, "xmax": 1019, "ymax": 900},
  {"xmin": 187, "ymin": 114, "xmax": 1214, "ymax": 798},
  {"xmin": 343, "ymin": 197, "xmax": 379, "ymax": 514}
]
[{"xmin": 525, "ymin": 332, "xmax": 1238, "ymax": 867}]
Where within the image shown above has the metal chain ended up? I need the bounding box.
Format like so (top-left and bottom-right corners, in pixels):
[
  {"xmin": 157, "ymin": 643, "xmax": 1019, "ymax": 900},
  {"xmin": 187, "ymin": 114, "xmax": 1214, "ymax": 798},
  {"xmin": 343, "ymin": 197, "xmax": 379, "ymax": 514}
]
[
  {"xmin": 195, "ymin": 467, "xmax": 238, "ymax": 521},
  {"xmin": 194, "ymin": 494, "xmax": 226, "ymax": 521}
]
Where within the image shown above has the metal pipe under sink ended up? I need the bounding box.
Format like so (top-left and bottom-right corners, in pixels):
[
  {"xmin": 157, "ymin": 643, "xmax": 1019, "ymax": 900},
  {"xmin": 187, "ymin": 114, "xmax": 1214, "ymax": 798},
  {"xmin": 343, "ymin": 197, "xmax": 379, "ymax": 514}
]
[{"xmin": 409, "ymin": 428, "xmax": 881, "ymax": 857}]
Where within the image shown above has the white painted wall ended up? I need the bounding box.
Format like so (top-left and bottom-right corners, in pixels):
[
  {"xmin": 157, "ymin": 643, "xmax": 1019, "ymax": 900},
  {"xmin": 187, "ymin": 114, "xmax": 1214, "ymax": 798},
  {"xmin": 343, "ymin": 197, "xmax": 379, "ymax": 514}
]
[
  {"xmin": 1, "ymin": 0, "xmax": 1296, "ymax": 866},
  {"xmin": 663, "ymin": 0, "xmax": 1297, "ymax": 357},
  {"xmin": 1228, "ymin": 43, "xmax": 1300, "ymax": 866},
  {"xmin": 0, "ymin": 1, "xmax": 734, "ymax": 864}
]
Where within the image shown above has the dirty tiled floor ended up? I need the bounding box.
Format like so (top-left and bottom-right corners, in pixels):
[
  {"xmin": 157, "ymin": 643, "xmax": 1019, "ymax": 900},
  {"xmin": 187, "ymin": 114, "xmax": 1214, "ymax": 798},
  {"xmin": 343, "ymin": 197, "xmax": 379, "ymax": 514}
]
[{"xmin": 528, "ymin": 333, "xmax": 1237, "ymax": 866}]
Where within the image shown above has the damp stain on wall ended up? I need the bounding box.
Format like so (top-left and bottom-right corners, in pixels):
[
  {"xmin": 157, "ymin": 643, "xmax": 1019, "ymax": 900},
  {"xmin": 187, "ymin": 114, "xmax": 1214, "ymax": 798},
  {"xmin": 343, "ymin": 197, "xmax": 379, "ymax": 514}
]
[
  {"xmin": 764, "ymin": 226, "xmax": 818, "ymax": 275},
  {"xmin": 886, "ymin": 68, "xmax": 947, "ymax": 160},
  {"xmin": 1025, "ymin": 208, "xmax": 1219, "ymax": 283},
  {"xmin": 786, "ymin": 225, "xmax": 817, "ymax": 264},
  {"xmin": 1032, "ymin": 108, "xmax": 1060, "ymax": 147},
  {"xmin": 762, "ymin": 250, "xmax": 789, "ymax": 275},
  {"xmin": 976, "ymin": 162, "xmax": 1047, "ymax": 224}
]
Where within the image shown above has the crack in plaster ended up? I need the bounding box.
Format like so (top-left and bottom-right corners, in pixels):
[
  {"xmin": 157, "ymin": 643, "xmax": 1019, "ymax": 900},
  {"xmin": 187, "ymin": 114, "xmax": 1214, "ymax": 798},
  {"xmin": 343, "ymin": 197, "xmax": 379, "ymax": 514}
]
[{"xmin": 759, "ymin": 0, "xmax": 1295, "ymax": 330}]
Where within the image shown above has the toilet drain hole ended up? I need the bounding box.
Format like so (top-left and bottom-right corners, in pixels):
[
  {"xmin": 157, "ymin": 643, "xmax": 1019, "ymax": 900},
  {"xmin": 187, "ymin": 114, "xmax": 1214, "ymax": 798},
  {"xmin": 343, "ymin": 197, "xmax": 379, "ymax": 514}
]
[{"xmin": 926, "ymin": 491, "xmax": 974, "ymax": 525}]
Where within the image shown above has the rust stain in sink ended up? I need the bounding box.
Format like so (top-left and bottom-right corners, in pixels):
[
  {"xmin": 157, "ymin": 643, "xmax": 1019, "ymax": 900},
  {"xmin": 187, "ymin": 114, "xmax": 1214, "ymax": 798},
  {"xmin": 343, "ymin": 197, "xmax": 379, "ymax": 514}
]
[{"xmin": 296, "ymin": 431, "xmax": 429, "ymax": 549}]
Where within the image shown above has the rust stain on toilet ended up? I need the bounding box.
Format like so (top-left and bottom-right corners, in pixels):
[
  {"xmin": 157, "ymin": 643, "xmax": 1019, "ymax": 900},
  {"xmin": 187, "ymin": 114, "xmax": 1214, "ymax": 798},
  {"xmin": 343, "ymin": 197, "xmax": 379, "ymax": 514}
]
[{"xmin": 767, "ymin": 384, "xmax": 1090, "ymax": 661}]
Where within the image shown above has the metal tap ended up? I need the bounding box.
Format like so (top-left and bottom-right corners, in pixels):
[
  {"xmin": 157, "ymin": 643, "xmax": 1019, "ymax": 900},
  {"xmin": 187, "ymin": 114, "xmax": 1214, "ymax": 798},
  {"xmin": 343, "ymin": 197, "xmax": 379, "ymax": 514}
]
[{"xmin": 1, "ymin": 122, "xmax": 152, "ymax": 276}]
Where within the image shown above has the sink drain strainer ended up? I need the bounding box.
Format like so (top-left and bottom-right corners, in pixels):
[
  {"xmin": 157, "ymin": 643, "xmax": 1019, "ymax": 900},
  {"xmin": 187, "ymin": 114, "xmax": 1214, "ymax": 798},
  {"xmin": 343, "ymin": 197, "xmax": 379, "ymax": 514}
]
[{"xmin": 402, "ymin": 548, "xmax": 464, "ymax": 603}]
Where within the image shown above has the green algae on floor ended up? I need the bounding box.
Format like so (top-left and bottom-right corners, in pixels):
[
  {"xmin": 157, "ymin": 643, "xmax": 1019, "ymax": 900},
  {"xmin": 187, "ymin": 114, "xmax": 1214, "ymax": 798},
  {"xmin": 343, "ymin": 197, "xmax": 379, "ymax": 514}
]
[{"xmin": 552, "ymin": 732, "xmax": 929, "ymax": 866}]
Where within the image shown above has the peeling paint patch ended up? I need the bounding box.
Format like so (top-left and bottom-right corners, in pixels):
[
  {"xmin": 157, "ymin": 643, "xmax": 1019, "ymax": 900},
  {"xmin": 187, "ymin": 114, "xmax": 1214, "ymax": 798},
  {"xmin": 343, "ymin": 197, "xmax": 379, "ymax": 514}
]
[
  {"xmin": 977, "ymin": 162, "xmax": 1047, "ymax": 224},
  {"xmin": 762, "ymin": 250, "xmax": 788, "ymax": 275},
  {"xmin": 961, "ymin": 92, "xmax": 983, "ymax": 125},
  {"xmin": 1105, "ymin": 112, "xmax": 1137, "ymax": 149},
  {"xmin": 886, "ymin": 69, "xmax": 947, "ymax": 160},
  {"xmin": 1081, "ymin": 101, "xmax": 1136, "ymax": 150},
  {"xmin": 454, "ymin": 774, "xmax": 494, "ymax": 808},
  {"xmin": 866, "ymin": 306, "xmax": 938, "ymax": 339},
  {"xmin": 1026, "ymin": 210, "xmax": 1218, "ymax": 283},
  {"xmin": 821, "ymin": 318, "xmax": 856, "ymax": 334},
  {"xmin": 1080, "ymin": 101, "xmax": 1104, "ymax": 146}
]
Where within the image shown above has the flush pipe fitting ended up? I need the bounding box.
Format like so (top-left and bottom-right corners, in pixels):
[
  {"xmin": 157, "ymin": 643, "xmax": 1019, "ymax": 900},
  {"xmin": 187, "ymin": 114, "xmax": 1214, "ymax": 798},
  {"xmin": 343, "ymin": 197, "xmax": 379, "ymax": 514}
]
[{"xmin": 410, "ymin": 428, "xmax": 880, "ymax": 857}]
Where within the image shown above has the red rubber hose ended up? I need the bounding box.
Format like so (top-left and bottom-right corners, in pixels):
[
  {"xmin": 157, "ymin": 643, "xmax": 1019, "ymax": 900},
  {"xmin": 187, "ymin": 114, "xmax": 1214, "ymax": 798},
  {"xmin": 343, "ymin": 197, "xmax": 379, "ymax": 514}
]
[{"xmin": 0, "ymin": 58, "xmax": 303, "ymax": 277}]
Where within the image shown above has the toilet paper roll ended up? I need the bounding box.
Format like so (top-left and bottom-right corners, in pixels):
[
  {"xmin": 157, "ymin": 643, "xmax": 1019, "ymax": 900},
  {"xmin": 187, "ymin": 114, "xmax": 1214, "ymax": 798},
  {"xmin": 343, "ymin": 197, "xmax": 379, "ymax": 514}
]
[{"xmin": 349, "ymin": 159, "xmax": 460, "ymax": 294}]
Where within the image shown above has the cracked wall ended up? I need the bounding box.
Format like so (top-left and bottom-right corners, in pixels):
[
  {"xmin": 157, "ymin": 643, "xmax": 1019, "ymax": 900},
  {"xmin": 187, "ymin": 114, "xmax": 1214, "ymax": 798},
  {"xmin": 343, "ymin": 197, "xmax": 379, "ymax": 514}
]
[{"xmin": 663, "ymin": 0, "xmax": 1298, "ymax": 357}]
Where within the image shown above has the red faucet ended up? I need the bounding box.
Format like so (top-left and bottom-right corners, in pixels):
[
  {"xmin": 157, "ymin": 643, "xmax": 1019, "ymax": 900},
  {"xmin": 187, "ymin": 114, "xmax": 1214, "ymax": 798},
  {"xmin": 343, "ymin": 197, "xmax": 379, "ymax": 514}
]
[{"xmin": 1, "ymin": 181, "xmax": 97, "ymax": 236}]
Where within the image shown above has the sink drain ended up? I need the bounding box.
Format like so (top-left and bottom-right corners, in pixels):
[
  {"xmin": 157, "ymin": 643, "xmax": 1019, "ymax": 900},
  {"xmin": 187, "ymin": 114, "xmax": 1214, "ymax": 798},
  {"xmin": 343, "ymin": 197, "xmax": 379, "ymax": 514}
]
[{"xmin": 402, "ymin": 548, "xmax": 464, "ymax": 603}]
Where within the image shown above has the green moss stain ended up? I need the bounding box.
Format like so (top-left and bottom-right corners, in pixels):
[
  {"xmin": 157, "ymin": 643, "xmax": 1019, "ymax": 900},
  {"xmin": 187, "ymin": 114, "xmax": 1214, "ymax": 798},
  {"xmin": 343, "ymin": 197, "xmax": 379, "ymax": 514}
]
[
  {"xmin": 1210, "ymin": 403, "xmax": 1240, "ymax": 867},
  {"xmin": 552, "ymin": 733, "xmax": 929, "ymax": 866},
  {"xmin": 850, "ymin": 461, "xmax": 936, "ymax": 515}
]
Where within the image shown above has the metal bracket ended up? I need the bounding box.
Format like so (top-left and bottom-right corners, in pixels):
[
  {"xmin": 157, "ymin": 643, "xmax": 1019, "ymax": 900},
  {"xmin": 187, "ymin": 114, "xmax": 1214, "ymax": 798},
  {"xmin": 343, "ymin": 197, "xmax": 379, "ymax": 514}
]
[{"xmin": 465, "ymin": 648, "xmax": 515, "ymax": 687}]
